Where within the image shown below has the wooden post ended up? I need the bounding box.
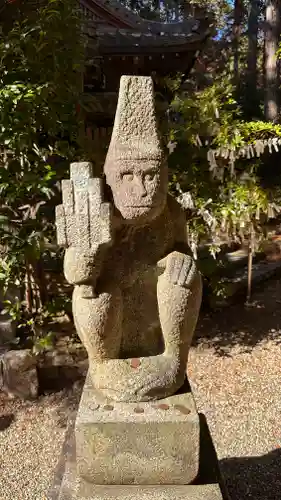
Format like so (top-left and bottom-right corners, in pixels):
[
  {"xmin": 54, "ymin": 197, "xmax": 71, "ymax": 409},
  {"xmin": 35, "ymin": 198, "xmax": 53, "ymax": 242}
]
[{"xmin": 247, "ymin": 224, "xmax": 254, "ymax": 303}]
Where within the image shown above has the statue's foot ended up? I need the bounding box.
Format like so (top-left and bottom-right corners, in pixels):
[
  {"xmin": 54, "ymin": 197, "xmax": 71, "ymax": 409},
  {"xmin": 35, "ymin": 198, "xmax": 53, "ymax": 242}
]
[{"xmin": 89, "ymin": 353, "xmax": 184, "ymax": 402}]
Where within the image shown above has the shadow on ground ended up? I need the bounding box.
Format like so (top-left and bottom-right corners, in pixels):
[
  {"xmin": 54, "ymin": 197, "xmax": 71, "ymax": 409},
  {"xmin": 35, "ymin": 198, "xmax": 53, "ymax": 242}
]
[
  {"xmin": 0, "ymin": 413, "xmax": 14, "ymax": 431},
  {"xmin": 54, "ymin": 381, "xmax": 83, "ymax": 428},
  {"xmin": 221, "ymin": 449, "xmax": 281, "ymax": 500},
  {"xmin": 194, "ymin": 277, "xmax": 281, "ymax": 356}
]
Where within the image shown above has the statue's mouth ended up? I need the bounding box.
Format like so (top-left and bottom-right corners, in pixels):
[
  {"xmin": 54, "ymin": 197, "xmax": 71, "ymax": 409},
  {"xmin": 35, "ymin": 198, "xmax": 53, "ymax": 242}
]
[{"xmin": 123, "ymin": 204, "xmax": 155, "ymax": 208}]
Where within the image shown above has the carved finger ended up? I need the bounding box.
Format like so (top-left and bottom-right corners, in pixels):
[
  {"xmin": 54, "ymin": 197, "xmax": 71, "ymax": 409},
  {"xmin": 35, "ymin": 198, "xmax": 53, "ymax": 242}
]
[
  {"xmin": 184, "ymin": 258, "xmax": 197, "ymax": 287},
  {"xmin": 70, "ymin": 162, "xmax": 93, "ymax": 187},
  {"xmin": 169, "ymin": 252, "xmax": 185, "ymax": 285},
  {"xmin": 62, "ymin": 179, "xmax": 74, "ymax": 213},
  {"xmin": 88, "ymin": 178, "xmax": 103, "ymax": 246},
  {"xmin": 55, "ymin": 204, "xmax": 67, "ymax": 247},
  {"xmin": 177, "ymin": 255, "xmax": 192, "ymax": 287},
  {"xmin": 74, "ymin": 187, "xmax": 90, "ymax": 250},
  {"xmin": 100, "ymin": 202, "xmax": 113, "ymax": 245},
  {"xmin": 71, "ymin": 163, "xmax": 93, "ymax": 250},
  {"xmin": 61, "ymin": 179, "xmax": 76, "ymax": 246}
]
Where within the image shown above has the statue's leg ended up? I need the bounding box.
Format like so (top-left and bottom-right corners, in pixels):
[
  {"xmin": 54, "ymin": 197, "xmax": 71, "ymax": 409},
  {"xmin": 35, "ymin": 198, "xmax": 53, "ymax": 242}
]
[
  {"xmin": 72, "ymin": 268, "xmax": 201, "ymax": 402},
  {"xmin": 87, "ymin": 271, "xmax": 202, "ymax": 402},
  {"xmin": 157, "ymin": 270, "xmax": 202, "ymax": 364},
  {"xmin": 72, "ymin": 284, "xmax": 123, "ymax": 361}
]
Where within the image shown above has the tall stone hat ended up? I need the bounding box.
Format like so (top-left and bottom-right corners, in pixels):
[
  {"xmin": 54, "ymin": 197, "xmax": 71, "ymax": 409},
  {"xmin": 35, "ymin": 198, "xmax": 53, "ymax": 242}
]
[{"xmin": 104, "ymin": 75, "xmax": 164, "ymax": 166}]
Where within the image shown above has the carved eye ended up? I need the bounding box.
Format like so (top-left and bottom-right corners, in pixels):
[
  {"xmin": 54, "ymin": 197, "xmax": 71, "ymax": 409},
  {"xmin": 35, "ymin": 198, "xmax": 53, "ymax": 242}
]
[
  {"xmin": 145, "ymin": 172, "xmax": 155, "ymax": 182},
  {"xmin": 121, "ymin": 172, "xmax": 134, "ymax": 182}
]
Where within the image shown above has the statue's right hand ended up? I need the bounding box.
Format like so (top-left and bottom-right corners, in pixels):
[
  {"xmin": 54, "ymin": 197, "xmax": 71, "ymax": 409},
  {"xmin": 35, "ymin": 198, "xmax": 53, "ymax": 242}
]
[
  {"xmin": 55, "ymin": 163, "xmax": 114, "ymax": 286},
  {"xmin": 64, "ymin": 245, "xmax": 105, "ymax": 285}
]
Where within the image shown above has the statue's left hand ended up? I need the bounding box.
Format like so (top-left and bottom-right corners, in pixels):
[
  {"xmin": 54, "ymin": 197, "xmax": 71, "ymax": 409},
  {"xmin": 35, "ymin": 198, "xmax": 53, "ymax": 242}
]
[{"xmin": 157, "ymin": 251, "xmax": 196, "ymax": 288}]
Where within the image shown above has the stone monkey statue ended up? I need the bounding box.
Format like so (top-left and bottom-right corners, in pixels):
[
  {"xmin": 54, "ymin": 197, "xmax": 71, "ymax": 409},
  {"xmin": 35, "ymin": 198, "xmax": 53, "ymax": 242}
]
[{"xmin": 56, "ymin": 76, "xmax": 202, "ymax": 402}]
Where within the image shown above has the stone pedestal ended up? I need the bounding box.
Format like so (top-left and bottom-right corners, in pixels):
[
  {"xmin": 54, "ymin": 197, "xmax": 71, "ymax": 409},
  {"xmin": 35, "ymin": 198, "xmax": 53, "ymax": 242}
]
[
  {"xmin": 76, "ymin": 376, "xmax": 199, "ymax": 486},
  {"xmin": 50, "ymin": 376, "xmax": 229, "ymax": 500}
]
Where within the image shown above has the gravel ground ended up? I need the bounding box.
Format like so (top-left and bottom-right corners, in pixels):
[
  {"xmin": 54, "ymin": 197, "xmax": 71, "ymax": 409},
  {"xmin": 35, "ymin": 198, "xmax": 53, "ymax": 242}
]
[
  {"xmin": 189, "ymin": 277, "xmax": 281, "ymax": 500},
  {"xmin": 0, "ymin": 386, "xmax": 82, "ymax": 500},
  {"xmin": 1, "ymin": 278, "xmax": 281, "ymax": 499}
]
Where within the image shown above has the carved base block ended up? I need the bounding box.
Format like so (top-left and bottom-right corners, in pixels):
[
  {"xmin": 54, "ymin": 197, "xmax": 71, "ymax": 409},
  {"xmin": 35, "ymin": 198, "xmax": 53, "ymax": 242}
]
[
  {"xmin": 49, "ymin": 377, "xmax": 229, "ymax": 500},
  {"xmin": 75, "ymin": 375, "xmax": 199, "ymax": 486}
]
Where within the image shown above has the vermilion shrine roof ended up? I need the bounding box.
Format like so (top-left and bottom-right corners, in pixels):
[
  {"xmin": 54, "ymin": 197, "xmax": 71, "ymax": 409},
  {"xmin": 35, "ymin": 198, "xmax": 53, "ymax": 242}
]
[{"xmin": 80, "ymin": 0, "xmax": 211, "ymax": 55}]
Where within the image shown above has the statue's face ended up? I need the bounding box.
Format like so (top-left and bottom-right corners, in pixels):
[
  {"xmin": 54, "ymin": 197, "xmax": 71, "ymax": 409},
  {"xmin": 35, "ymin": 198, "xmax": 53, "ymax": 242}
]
[{"xmin": 106, "ymin": 159, "xmax": 168, "ymax": 224}]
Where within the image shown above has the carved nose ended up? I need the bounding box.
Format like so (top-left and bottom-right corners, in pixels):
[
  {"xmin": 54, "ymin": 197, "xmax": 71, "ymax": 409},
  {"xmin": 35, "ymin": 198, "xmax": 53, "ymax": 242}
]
[{"xmin": 135, "ymin": 176, "xmax": 147, "ymax": 197}]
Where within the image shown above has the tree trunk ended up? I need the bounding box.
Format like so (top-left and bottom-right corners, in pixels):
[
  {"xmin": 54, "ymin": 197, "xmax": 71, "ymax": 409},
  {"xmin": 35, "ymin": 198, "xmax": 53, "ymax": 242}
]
[
  {"xmin": 264, "ymin": 0, "xmax": 280, "ymax": 122},
  {"xmin": 245, "ymin": 0, "xmax": 260, "ymax": 118},
  {"xmin": 278, "ymin": 7, "xmax": 281, "ymax": 107},
  {"xmin": 233, "ymin": 0, "xmax": 244, "ymax": 86}
]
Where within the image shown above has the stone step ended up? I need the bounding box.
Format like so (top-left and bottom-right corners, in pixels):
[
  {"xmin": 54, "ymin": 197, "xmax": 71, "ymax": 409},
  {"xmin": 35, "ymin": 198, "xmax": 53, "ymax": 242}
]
[
  {"xmin": 223, "ymin": 258, "xmax": 281, "ymax": 294},
  {"xmin": 58, "ymin": 460, "xmax": 224, "ymax": 500},
  {"xmin": 208, "ymin": 257, "xmax": 281, "ymax": 308},
  {"xmin": 77, "ymin": 483, "xmax": 223, "ymax": 500}
]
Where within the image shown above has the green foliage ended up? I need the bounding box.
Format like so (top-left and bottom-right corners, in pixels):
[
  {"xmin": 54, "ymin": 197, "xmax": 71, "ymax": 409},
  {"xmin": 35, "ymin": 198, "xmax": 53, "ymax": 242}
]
[
  {"xmin": 32, "ymin": 331, "xmax": 56, "ymax": 354},
  {"xmin": 0, "ymin": 0, "xmax": 85, "ymax": 153},
  {"xmin": 166, "ymin": 76, "xmax": 280, "ymax": 259},
  {"xmin": 0, "ymin": 0, "xmax": 87, "ymax": 340}
]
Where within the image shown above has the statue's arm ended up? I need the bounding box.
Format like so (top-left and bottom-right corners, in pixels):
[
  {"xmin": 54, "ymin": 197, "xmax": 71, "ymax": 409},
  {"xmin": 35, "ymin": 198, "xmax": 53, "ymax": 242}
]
[{"xmin": 157, "ymin": 195, "xmax": 200, "ymax": 289}]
